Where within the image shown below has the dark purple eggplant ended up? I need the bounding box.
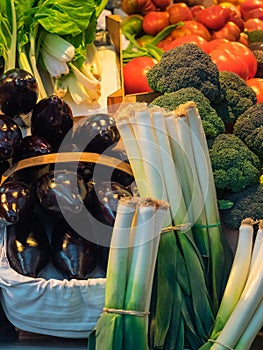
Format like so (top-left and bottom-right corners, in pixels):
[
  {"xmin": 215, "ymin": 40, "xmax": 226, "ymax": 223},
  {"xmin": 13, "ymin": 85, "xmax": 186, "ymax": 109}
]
[
  {"xmin": 6, "ymin": 214, "xmax": 50, "ymax": 277},
  {"xmin": 85, "ymin": 181, "xmax": 132, "ymax": 227},
  {"xmin": 0, "ymin": 181, "xmax": 34, "ymax": 225},
  {"xmin": 51, "ymin": 219, "xmax": 97, "ymax": 279},
  {"xmin": 0, "ymin": 68, "xmax": 38, "ymax": 118},
  {"xmin": 0, "ymin": 114, "xmax": 22, "ymax": 161},
  {"xmin": 11, "ymin": 135, "xmax": 53, "ymax": 184},
  {"xmin": 72, "ymin": 113, "xmax": 120, "ymax": 154},
  {"xmin": 31, "ymin": 95, "xmax": 73, "ymax": 151},
  {"xmin": 92, "ymin": 146, "xmax": 134, "ymax": 188},
  {"xmin": 35, "ymin": 170, "xmax": 88, "ymax": 217}
]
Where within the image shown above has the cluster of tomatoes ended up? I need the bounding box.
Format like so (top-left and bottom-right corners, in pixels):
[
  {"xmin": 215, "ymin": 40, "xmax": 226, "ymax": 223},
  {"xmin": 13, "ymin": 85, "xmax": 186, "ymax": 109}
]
[{"xmin": 121, "ymin": 0, "xmax": 263, "ymax": 102}]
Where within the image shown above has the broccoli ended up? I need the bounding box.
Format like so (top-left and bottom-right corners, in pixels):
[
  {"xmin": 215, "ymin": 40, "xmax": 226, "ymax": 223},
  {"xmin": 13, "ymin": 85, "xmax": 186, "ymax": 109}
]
[
  {"xmin": 211, "ymin": 71, "xmax": 257, "ymax": 129},
  {"xmin": 219, "ymin": 183, "xmax": 263, "ymax": 230},
  {"xmin": 233, "ymin": 102, "xmax": 263, "ymax": 161},
  {"xmin": 247, "ymin": 30, "xmax": 263, "ymax": 43},
  {"xmin": 146, "ymin": 43, "xmax": 222, "ymax": 104},
  {"xmin": 209, "ymin": 134, "xmax": 261, "ymax": 193},
  {"xmin": 150, "ymin": 87, "xmax": 225, "ymax": 140}
]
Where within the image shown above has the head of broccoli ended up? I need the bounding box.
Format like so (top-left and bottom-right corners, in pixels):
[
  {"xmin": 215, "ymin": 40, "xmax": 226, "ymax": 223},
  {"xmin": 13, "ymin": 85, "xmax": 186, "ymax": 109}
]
[
  {"xmin": 211, "ymin": 71, "xmax": 257, "ymax": 129},
  {"xmin": 219, "ymin": 183, "xmax": 263, "ymax": 230},
  {"xmin": 149, "ymin": 87, "xmax": 225, "ymax": 140},
  {"xmin": 233, "ymin": 102, "xmax": 263, "ymax": 162},
  {"xmin": 146, "ymin": 43, "xmax": 222, "ymax": 104},
  {"xmin": 209, "ymin": 134, "xmax": 261, "ymax": 193}
]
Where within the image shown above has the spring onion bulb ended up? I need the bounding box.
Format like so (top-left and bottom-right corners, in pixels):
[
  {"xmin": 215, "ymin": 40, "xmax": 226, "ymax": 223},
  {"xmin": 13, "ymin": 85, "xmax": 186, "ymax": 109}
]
[{"xmin": 90, "ymin": 197, "xmax": 169, "ymax": 350}]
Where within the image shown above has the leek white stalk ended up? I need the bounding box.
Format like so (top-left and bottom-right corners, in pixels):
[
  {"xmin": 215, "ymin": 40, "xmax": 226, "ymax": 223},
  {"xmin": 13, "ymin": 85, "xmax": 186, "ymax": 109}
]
[
  {"xmin": 84, "ymin": 43, "xmax": 102, "ymax": 80},
  {"xmin": 209, "ymin": 218, "xmax": 254, "ymax": 341},
  {"xmin": 210, "ymin": 219, "xmax": 263, "ymax": 350}
]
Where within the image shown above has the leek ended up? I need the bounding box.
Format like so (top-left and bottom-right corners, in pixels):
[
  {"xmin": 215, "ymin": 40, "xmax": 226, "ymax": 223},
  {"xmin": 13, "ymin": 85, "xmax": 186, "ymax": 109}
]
[
  {"xmin": 89, "ymin": 197, "xmax": 169, "ymax": 350},
  {"xmin": 210, "ymin": 219, "xmax": 263, "ymax": 350}
]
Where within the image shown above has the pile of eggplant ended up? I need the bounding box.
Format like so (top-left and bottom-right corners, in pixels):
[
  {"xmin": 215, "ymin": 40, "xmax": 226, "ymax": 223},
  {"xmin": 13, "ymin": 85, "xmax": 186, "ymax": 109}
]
[{"xmin": 0, "ymin": 68, "xmax": 134, "ymax": 280}]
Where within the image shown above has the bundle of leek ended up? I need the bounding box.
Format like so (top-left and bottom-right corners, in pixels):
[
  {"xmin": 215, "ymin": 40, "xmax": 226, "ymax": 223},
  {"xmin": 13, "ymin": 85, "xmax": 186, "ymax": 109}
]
[
  {"xmin": 88, "ymin": 196, "xmax": 169, "ymax": 350},
  {"xmin": 200, "ymin": 218, "xmax": 263, "ymax": 350},
  {"xmin": 116, "ymin": 102, "xmax": 232, "ymax": 349}
]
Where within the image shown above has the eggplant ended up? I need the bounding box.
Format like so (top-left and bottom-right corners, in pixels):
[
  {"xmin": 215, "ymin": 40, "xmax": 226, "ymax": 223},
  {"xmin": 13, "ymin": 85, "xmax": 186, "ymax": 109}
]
[
  {"xmin": 6, "ymin": 214, "xmax": 50, "ymax": 277},
  {"xmin": 51, "ymin": 219, "xmax": 97, "ymax": 279},
  {"xmin": 31, "ymin": 95, "xmax": 73, "ymax": 151},
  {"xmin": 0, "ymin": 114, "xmax": 22, "ymax": 161},
  {"xmin": 0, "ymin": 181, "xmax": 34, "ymax": 225},
  {"xmin": 35, "ymin": 170, "xmax": 88, "ymax": 217},
  {"xmin": 72, "ymin": 113, "xmax": 120, "ymax": 154},
  {"xmin": 85, "ymin": 181, "xmax": 132, "ymax": 272},
  {"xmin": 85, "ymin": 181, "xmax": 132, "ymax": 227},
  {"xmin": 0, "ymin": 68, "xmax": 38, "ymax": 118}
]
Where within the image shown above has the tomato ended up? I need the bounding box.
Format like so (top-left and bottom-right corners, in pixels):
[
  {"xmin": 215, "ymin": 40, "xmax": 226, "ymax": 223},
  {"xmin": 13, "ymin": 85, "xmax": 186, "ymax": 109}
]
[
  {"xmin": 240, "ymin": 0, "xmax": 263, "ymax": 19},
  {"xmin": 191, "ymin": 5, "xmax": 205, "ymax": 19},
  {"xmin": 219, "ymin": 2, "xmax": 242, "ymax": 17},
  {"xmin": 205, "ymin": 38, "xmax": 230, "ymax": 53},
  {"xmin": 162, "ymin": 34, "xmax": 208, "ymax": 52},
  {"xmin": 215, "ymin": 41, "xmax": 257, "ymax": 79},
  {"xmin": 142, "ymin": 11, "xmax": 170, "ymax": 36},
  {"xmin": 244, "ymin": 18, "xmax": 263, "ymax": 31},
  {"xmin": 151, "ymin": 0, "xmax": 171, "ymax": 10},
  {"xmin": 246, "ymin": 78, "xmax": 263, "ymax": 103},
  {"xmin": 209, "ymin": 48, "xmax": 249, "ymax": 80},
  {"xmin": 238, "ymin": 32, "xmax": 249, "ymax": 46},
  {"xmin": 211, "ymin": 21, "xmax": 241, "ymax": 41},
  {"xmin": 123, "ymin": 56, "xmax": 156, "ymax": 94},
  {"xmin": 245, "ymin": 7, "xmax": 263, "ymax": 20},
  {"xmin": 170, "ymin": 20, "xmax": 211, "ymax": 41},
  {"xmin": 166, "ymin": 3, "xmax": 193, "ymax": 24},
  {"xmin": 195, "ymin": 5, "xmax": 230, "ymax": 30},
  {"xmin": 121, "ymin": 0, "xmax": 157, "ymax": 15}
]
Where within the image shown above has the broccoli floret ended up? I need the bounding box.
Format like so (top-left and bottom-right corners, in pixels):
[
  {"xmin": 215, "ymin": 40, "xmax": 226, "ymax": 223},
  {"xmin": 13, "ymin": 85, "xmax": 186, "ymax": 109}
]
[
  {"xmin": 233, "ymin": 102, "xmax": 263, "ymax": 161},
  {"xmin": 209, "ymin": 134, "xmax": 261, "ymax": 193},
  {"xmin": 211, "ymin": 71, "xmax": 257, "ymax": 128},
  {"xmin": 146, "ymin": 43, "xmax": 222, "ymax": 104},
  {"xmin": 150, "ymin": 87, "xmax": 225, "ymax": 139},
  {"xmin": 219, "ymin": 183, "xmax": 263, "ymax": 230},
  {"xmin": 253, "ymin": 50, "xmax": 263, "ymax": 78},
  {"xmin": 247, "ymin": 30, "xmax": 263, "ymax": 43}
]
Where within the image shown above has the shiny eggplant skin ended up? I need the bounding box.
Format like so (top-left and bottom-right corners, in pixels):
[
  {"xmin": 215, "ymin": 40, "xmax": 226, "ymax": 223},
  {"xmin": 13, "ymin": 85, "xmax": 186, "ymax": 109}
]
[
  {"xmin": 0, "ymin": 114, "xmax": 22, "ymax": 161},
  {"xmin": 85, "ymin": 181, "xmax": 132, "ymax": 227},
  {"xmin": 6, "ymin": 214, "xmax": 50, "ymax": 277},
  {"xmin": 0, "ymin": 181, "xmax": 34, "ymax": 225},
  {"xmin": 31, "ymin": 95, "xmax": 73, "ymax": 151},
  {"xmin": 51, "ymin": 219, "xmax": 97, "ymax": 279},
  {"xmin": 0, "ymin": 68, "xmax": 38, "ymax": 117},
  {"xmin": 35, "ymin": 170, "xmax": 88, "ymax": 216},
  {"xmin": 72, "ymin": 113, "xmax": 120, "ymax": 154},
  {"xmin": 12, "ymin": 135, "xmax": 53, "ymax": 163}
]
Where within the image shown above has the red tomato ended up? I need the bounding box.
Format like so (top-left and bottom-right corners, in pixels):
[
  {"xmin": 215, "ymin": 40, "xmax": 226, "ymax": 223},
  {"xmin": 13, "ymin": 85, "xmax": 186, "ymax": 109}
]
[
  {"xmin": 246, "ymin": 78, "xmax": 263, "ymax": 103},
  {"xmin": 162, "ymin": 34, "xmax": 208, "ymax": 52},
  {"xmin": 244, "ymin": 18, "xmax": 263, "ymax": 31},
  {"xmin": 170, "ymin": 20, "xmax": 211, "ymax": 41},
  {"xmin": 215, "ymin": 41, "xmax": 257, "ymax": 79},
  {"xmin": 238, "ymin": 32, "xmax": 249, "ymax": 46},
  {"xmin": 245, "ymin": 7, "xmax": 263, "ymax": 20},
  {"xmin": 151, "ymin": 0, "xmax": 171, "ymax": 11},
  {"xmin": 195, "ymin": 5, "xmax": 230, "ymax": 30},
  {"xmin": 123, "ymin": 56, "xmax": 156, "ymax": 95},
  {"xmin": 166, "ymin": 3, "xmax": 193, "ymax": 24},
  {"xmin": 240, "ymin": 0, "xmax": 263, "ymax": 19},
  {"xmin": 219, "ymin": 2, "xmax": 242, "ymax": 17},
  {"xmin": 191, "ymin": 5, "xmax": 205, "ymax": 19},
  {"xmin": 209, "ymin": 48, "xmax": 249, "ymax": 80},
  {"xmin": 211, "ymin": 21, "xmax": 241, "ymax": 41},
  {"xmin": 205, "ymin": 38, "xmax": 229, "ymax": 53},
  {"xmin": 142, "ymin": 11, "xmax": 170, "ymax": 36}
]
